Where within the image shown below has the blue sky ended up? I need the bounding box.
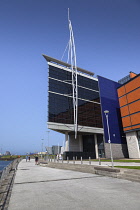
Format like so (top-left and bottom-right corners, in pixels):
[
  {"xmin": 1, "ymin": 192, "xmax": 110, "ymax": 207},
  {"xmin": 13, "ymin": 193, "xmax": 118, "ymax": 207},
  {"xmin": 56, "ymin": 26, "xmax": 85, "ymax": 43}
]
[{"xmin": 0, "ymin": 0, "xmax": 140, "ymax": 155}]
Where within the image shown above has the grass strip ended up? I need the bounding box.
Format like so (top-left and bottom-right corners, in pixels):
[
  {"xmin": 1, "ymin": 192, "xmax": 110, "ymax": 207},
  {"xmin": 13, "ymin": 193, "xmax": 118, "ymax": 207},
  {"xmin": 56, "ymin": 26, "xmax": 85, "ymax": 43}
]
[
  {"xmin": 83, "ymin": 159, "xmax": 140, "ymax": 163},
  {"xmin": 114, "ymin": 166, "xmax": 140, "ymax": 170}
]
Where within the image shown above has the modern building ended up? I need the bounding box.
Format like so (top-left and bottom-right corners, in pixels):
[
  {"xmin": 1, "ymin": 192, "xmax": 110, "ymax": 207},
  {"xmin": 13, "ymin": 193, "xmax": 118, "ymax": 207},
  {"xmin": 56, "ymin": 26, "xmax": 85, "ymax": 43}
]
[
  {"xmin": 46, "ymin": 147, "xmax": 52, "ymax": 155},
  {"xmin": 117, "ymin": 72, "xmax": 140, "ymax": 158},
  {"xmin": 5, "ymin": 151, "xmax": 11, "ymax": 156},
  {"xmin": 52, "ymin": 145, "xmax": 62, "ymax": 155},
  {"xmin": 43, "ymin": 54, "xmax": 130, "ymax": 159}
]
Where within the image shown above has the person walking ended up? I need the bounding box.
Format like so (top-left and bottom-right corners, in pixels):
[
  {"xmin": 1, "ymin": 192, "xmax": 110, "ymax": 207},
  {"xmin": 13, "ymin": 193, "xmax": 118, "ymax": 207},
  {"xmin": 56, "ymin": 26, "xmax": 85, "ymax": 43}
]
[
  {"xmin": 28, "ymin": 156, "xmax": 30, "ymax": 161},
  {"xmin": 26, "ymin": 155, "xmax": 28, "ymax": 162},
  {"xmin": 56, "ymin": 154, "xmax": 59, "ymax": 162},
  {"xmin": 35, "ymin": 156, "xmax": 39, "ymax": 165}
]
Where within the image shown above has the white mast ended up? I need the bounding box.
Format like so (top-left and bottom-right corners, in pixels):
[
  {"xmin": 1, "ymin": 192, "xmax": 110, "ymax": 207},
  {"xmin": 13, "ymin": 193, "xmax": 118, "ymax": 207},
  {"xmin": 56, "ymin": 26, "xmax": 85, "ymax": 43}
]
[{"xmin": 68, "ymin": 8, "xmax": 78, "ymax": 139}]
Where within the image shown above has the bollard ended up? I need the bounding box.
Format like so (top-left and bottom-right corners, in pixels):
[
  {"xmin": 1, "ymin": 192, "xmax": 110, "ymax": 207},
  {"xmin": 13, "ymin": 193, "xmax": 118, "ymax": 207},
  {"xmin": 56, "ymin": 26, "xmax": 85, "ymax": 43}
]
[
  {"xmin": 99, "ymin": 156, "xmax": 101, "ymax": 165},
  {"xmin": 73, "ymin": 156, "xmax": 75, "ymax": 164},
  {"xmin": 51, "ymin": 157, "xmax": 52, "ymax": 162},
  {"xmin": 81, "ymin": 156, "xmax": 83, "ymax": 164},
  {"xmin": 76, "ymin": 156, "xmax": 77, "ymax": 161},
  {"xmin": 62, "ymin": 157, "xmax": 63, "ymax": 163},
  {"xmin": 67, "ymin": 156, "xmax": 69, "ymax": 163},
  {"xmin": 89, "ymin": 157, "xmax": 91, "ymax": 165}
]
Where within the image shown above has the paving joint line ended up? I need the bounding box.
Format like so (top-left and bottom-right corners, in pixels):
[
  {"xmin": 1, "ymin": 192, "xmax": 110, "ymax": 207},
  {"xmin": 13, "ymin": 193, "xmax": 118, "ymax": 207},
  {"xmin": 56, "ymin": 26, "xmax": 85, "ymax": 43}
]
[{"xmin": 14, "ymin": 175, "xmax": 103, "ymax": 185}]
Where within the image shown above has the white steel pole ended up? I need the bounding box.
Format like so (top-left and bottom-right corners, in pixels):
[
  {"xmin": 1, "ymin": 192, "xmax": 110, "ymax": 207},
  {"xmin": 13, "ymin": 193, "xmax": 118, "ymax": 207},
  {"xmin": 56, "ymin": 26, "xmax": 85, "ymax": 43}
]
[
  {"xmin": 104, "ymin": 111, "xmax": 114, "ymax": 168},
  {"xmin": 68, "ymin": 8, "xmax": 78, "ymax": 139}
]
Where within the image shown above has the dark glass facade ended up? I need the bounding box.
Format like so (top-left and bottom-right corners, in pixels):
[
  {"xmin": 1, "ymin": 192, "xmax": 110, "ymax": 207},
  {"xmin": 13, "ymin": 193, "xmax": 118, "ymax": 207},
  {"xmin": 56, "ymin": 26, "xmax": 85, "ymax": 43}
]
[
  {"xmin": 83, "ymin": 135, "xmax": 95, "ymax": 153},
  {"xmin": 48, "ymin": 64, "xmax": 103, "ymax": 128}
]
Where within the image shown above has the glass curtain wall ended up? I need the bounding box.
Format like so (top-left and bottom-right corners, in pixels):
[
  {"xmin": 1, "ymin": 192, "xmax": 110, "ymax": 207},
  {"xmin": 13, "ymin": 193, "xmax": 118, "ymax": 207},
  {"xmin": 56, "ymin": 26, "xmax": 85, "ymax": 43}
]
[{"xmin": 48, "ymin": 64, "xmax": 103, "ymax": 128}]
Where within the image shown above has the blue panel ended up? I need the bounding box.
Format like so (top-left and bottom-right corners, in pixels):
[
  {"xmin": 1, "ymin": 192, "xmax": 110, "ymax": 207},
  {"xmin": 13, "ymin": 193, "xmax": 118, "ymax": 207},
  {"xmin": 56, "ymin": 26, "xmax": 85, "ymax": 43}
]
[{"xmin": 98, "ymin": 76, "xmax": 126, "ymax": 144}]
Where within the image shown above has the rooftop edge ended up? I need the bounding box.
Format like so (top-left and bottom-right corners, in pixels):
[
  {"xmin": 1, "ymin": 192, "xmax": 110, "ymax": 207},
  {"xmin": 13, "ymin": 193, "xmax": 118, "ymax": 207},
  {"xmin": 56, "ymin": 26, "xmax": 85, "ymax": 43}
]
[{"xmin": 42, "ymin": 54, "xmax": 94, "ymax": 76}]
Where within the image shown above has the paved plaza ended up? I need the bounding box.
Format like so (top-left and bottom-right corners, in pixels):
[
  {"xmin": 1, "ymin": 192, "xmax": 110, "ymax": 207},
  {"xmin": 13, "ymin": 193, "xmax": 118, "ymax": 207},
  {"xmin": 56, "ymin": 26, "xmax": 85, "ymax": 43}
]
[{"xmin": 8, "ymin": 159, "xmax": 140, "ymax": 210}]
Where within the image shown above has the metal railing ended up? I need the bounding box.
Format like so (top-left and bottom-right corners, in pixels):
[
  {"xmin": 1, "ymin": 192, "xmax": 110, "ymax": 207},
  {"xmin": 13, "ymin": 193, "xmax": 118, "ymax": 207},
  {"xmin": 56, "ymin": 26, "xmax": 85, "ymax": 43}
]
[
  {"xmin": 0, "ymin": 164, "xmax": 12, "ymax": 185},
  {"xmin": 0, "ymin": 158, "xmax": 22, "ymax": 209}
]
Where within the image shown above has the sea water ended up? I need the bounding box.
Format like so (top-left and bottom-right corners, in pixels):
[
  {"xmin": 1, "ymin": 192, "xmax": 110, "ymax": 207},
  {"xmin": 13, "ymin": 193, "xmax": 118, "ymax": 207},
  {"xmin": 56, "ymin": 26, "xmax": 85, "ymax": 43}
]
[{"xmin": 0, "ymin": 160, "xmax": 12, "ymax": 171}]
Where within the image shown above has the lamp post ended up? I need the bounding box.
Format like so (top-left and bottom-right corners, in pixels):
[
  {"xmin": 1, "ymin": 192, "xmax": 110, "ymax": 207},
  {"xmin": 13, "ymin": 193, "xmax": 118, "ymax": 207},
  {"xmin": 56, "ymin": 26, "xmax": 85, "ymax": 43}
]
[
  {"xmin": 104, "ymin": 110, "xmax": 114, "ymax": 168},
  {"xmin": 46, "ymin": 131, "xmax": 50, "ymax": 161},
  {"xmin": 46, "ymin": 131, "xmax": 50, "ymax": 153},
  {"xmin": 41, "ymin": 139, "xmax": 44, "ymax": 159}
]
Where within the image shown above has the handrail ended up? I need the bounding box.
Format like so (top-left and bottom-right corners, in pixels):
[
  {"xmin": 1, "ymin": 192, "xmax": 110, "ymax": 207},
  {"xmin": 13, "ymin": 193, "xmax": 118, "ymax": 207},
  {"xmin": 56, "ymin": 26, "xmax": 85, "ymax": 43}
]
[{"xmin": 0, "ymin": 158, "xmax": 22, "ymax": 209}]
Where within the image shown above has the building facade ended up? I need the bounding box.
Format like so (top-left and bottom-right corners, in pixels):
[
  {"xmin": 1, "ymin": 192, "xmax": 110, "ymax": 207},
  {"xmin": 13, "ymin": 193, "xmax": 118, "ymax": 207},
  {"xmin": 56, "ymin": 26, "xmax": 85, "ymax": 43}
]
[
  {"xmin": 98, "ymin": 76, "xmax": 128, "ymax": 158},
  {"xmin": 43, "ymin": 54, "xmax": 129, "ymax": 159},
  {"xmin": 117, "ymin": 73, "xmax": 140, "ymax": 158}
]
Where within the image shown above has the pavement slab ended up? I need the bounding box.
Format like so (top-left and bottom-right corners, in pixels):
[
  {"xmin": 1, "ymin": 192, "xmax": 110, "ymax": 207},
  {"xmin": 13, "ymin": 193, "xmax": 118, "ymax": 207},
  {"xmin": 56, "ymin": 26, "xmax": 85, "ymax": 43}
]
[{"xmin": 8, "ymin": 159, "xmax": 140, "ymax": 210}]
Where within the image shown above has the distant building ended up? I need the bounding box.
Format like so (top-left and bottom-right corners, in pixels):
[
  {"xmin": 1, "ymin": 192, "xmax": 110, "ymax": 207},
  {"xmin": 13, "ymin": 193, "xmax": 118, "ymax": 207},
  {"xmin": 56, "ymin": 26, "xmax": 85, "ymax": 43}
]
[
  {"xmin": 46, "ymin": 147, "xmax": 52, "ymax": 155},
  {"xmin": 38, "ymin": 152, "xmax": 46, "ymax": 155},
  {"xmin": 60, "ymin": 147, "xmax": 65, "ymax": 154},
  {"xmin": 52, "ymin": 145, "xmax": 62, "ymax": 155},
  {"xmin": 5, "ymin": 151, "xmax": 11, "ymax": 156}
]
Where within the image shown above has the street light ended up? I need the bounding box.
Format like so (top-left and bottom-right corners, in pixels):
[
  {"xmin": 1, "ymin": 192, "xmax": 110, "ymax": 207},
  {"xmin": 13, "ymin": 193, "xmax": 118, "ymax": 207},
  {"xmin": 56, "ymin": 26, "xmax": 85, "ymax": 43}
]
[
  {"xmin": 46, "ymin": 131, "xmax": 50, "ymax": 157},
  {"xmin": 46, "ymin": 131, "xmax": 50, "ymax": 150},
  {"xmin": 104, "ymin": 110, "xmax": 114, "ymax": 168},
  {"xmin": 41, "ymin": 139, "xmax": 44, "ymax": 159}
]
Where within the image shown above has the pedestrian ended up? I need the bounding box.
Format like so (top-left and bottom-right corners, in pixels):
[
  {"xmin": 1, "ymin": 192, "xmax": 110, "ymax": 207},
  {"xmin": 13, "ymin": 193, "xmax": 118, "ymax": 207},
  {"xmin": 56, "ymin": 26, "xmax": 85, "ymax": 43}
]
[
  {"xmin": 57, "ymin": 154, "xmax": 59, "ymax": 161},
  {"xmin": 59, "ymin": 154, "xmax": 62, "ymax": 160},
  {"xmin": 26, "ymin": 155, "xmax": 28, "ymax": 162},
  {"xmin": 28, "ymin": 156, "xmax": 30, "ymax": 161},
  {"xmin": 35, "ymin": 156, "xmax": 39, "ymax": 165}
]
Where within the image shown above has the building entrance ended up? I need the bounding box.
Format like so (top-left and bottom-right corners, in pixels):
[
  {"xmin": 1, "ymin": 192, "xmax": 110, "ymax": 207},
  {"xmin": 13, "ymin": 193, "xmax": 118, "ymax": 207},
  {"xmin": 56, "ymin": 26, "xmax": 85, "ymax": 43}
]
[
  {"xmin": 83, "ymin": 135, "xmax": 96, "ymax": 158},
  {"xmin": 82, "ymin": 134, "xmax": 105, "ymax": 159}
]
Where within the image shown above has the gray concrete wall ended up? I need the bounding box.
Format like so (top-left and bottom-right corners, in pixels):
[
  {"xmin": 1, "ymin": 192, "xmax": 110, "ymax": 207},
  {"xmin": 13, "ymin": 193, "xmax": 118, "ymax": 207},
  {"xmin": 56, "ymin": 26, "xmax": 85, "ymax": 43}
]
[
  {"xmin": 69, "ymin": 135, "xmax": 82, "ymax": 152},
  {"xmin": 126, "ymin": 132, "xmax": 140, "ymax": 158},
  {"xmin": 105, "ymin": 143, "xmax": 128, "ymax": 158}
]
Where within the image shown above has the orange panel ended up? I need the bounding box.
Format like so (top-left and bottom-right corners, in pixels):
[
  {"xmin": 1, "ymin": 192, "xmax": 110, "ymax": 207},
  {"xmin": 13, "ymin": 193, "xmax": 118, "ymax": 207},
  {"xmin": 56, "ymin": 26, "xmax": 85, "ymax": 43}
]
[
  {"xmin": 123, "ymin": 124, "xmax": 140, "ymax": 132},
  {"xmin": 127, "ymin": 88, "xmax": 140, "ymax": 103},
  {"xmin": 119, "ymin": 95, "xmax": 127, "ymax": 107},
  {"xmin": 122, "ymin": 116, "xmax": 131, "ymax": 127},
  {"xmin": 117, "ymin": 86, "xmax": 126, "ymax": 97},
  {"xmin": 131, "ymin": 124, "xmax": 140, "ymax": 130},
  {"xmin": 120, "ymin": 106, "xmax": 129, "ymax": 117},
  {"xmin": 129, "ymin": 72, "xmax": 137, "ymax": 78},
  {"xmin": 124, "ymin": 127, "xmax": 132, "ymax": 131},
  {"xmin": 125, "ymin": 76, "xmax": 140, "ymax": 94},
  {"xmin": 129, "ymin": 100, "xmax": 140, "ymax": 114},
  {"xmin": 130, "ymin": 112, "xmax": 140, "ymax": 125}
]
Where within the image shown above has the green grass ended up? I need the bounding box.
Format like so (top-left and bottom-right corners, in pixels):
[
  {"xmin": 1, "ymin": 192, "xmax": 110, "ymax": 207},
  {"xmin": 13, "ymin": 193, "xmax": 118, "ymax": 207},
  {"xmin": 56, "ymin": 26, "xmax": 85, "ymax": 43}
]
[
  {"xmin": 114, "ymin": 166, "xmax": 140, "ymax": 170},
  {"xmin": 84, "ymin": 159, "xmax": 140, "ymax": 163},
  {"xmin": 0, "ymin": 155, "xmax": 23, "ymax": 159}
]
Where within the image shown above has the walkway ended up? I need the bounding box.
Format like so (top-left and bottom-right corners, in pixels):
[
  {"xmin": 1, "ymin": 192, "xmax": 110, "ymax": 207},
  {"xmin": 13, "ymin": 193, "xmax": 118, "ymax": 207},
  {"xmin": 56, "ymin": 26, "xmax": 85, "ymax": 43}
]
[{"xmin": 8, "ymin": 159, "xmax": 140, "ymax": 210}]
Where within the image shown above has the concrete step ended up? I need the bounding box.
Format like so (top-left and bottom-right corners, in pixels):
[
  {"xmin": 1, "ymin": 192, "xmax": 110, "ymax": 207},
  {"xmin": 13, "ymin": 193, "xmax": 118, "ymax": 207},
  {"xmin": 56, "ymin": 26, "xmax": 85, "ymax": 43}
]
[
  {"xmin": 123, "ymin": 170, "xmax": 140, "ymax": 176},
  {"xmin": 121, "ymin": 173, "xmax": 140, "ymax": 182}
]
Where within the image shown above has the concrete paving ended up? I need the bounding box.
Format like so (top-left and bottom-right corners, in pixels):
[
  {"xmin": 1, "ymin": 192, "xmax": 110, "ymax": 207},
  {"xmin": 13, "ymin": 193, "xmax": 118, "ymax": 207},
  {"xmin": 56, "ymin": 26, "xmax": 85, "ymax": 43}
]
[{"xmin": 8, "ymin": 159, "xmax": 140, "ymax": 210}]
